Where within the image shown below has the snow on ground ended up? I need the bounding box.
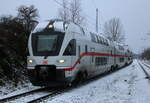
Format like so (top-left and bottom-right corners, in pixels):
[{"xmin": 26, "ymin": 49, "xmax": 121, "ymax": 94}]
[
  {"xmin": 0, "ymin": 82, "xmax": 40, "ymax": 99},
  {"xmin": 45, "ymin": 60, "xmax": 150, "ymax": 103}
]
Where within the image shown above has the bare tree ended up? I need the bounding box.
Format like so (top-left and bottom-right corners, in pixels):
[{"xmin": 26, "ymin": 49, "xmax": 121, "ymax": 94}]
[
  {"xmin": 17, "ymin": 5, "xmax": 39, "ymax": 38},
  {"xmin": 103, "ymin": 17, "xmax": 125, "ymax": 43},
  {"xmin": 0, "ymin": 16, "xmax": 28, "ymax": 85},
  {"xmin": 69, "ymin": 0, "xmax": 84, "ymax": 24},
  {"xmin": 141, "ymin": 48, "xmax": 150, "ymax": 60},
  {"xmin": 58, "ymin": 0, "xmax": 69, "ymax": 22},
  {"xmin": 57, "ymin": 0, "xmax": 85, "ymax": 25},
  {"xmin": 0, "ymin": 5, "xmax": 39, "ymax": 86}
]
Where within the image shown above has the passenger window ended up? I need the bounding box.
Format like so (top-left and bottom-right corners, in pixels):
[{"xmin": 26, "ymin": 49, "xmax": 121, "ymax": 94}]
[
  {"xmin": 63, "ymin": 39, "xmax": 76, "ymax": 56},
  {"xmin": 95, "ymin": 57, "xmax": 108, "ymax": 66},
  {"xmin": 85, "ymin": 45, "xmax": 88, "ymax": 53},
  {"xmin": 106, "ymin": 40, "xmax": 109, "ymax": 46},
  {"xmin": 91, "ymin": 48, "xmax": 95, "ymax": 63},
  {"xmin": 101, "ymin": 38, "xmax": 104, "ymax": 45},
  {"xmin": 111, "ymin": 50, "xmax": 112, "ymax": 55},
  {"xmin": 90, "ymin": 33, "xmax": 96, "ymax": 42},
  {"xmin": 120, "ymin": 58, "xmax": 124, "ymax": 62},
  {"xmin": 96, "ymin": 35, "xmax": 100, "ymax": 43},
  {"xmin": 99, "ymin": 37, "xmax": 102, "ymax": 44}
]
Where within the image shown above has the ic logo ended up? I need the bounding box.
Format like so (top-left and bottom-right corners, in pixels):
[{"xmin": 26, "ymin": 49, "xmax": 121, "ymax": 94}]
[{"xmin": 43, "ymin": 61, "xmax": 48, "ymax": 64}]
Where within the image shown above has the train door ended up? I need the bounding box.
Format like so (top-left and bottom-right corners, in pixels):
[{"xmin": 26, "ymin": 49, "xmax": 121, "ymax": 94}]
[
  {"xmin": 76, "ymin": 40, "xmax": 81, "ymax": 70},
  {"xmin": 76, "ymin": 40, "xmax": 83, "ymax": 65},
  {"xmin": 63, "ymin": 32, "xmax": 76, "ymax": 68},
  {"xmin": 114, "ymin": 47, "xmax": 117, "ymax": 66},
  {"xmin": 90, "ymin": 48, "xmax": 95, "ymax": 75},
  {"xmin": 70, "ymin": 33, "xmax": 77, "ymax": 69},
  {"xmin": 63, "ymin": 39, "xmax": 76, "ymax": 67},
  {"xmin": 67, "ymin": 32, "xmax": 78, "ymax": 70},
  {"xmin": 90, "ymin": 48, "xmax": 95, "ymax": 63}
]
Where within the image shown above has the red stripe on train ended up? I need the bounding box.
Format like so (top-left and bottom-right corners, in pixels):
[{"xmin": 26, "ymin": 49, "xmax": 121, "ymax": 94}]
[{"xmin": 64, "ymin": 52, "xmax": 129, "ymax": 71}]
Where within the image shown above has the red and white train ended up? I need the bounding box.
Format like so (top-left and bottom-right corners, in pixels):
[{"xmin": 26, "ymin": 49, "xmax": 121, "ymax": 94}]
[{"xmin": 27, "ymin": 20, "xmax": 133, "ymax": 86}]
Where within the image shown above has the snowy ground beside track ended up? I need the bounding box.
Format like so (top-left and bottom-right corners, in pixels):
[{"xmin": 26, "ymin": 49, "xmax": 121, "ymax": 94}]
[
  {"xmin": 1, "ymin": 59, "xmax": 150, "ymax": 103},
  {"xmin": 45, "ymin": 60, "xmax": 150, "ymax": 103},
  {"xmin": 0, "ymin": 82, "xmax": 39, "ymax": 99}
]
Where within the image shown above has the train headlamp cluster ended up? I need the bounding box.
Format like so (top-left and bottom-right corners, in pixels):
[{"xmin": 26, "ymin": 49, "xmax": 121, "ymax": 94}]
[
  {"xmin": 58, "ymin": 59, "xmax": 65, "ymax": 63},
  {"xmin": 28, "ymin": 59, "xmax": 33, "ymax": 64},
  {"xmin": 48, "ymin": 24, "xmax": 53, "ymax": 28}
]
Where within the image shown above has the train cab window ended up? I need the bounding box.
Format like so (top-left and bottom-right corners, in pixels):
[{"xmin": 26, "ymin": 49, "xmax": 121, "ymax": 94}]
[
  {"xmin": 32, "ymin": 31, "xmax": 65, "ymax": 56},
  {"xmin": 63, "ymin": 39, "xmax": 76, "ymax": 56}
]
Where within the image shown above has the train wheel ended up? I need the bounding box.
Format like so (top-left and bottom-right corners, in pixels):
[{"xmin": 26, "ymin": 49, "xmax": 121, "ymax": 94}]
[
  {"xmin": 110, "ymin": 66, "xmax": 114, "ymax": 72},
  {"xmin": 66, "ymin": 82, "xmax": 72, "ymax": 87},
  {"xmin": 125, "ymin": 62, "xmax": 128, "ymax": 66},
  {"xmin": 83, "ymin": 71, "xmax": 88, "ymax": 81},
  {"xmin": 115, "ymin": 65, "xmax": 118, "ymax": 70},
  {"xmin": 72, "ymin": 72, "xmax": 84, "ymax": 86}
]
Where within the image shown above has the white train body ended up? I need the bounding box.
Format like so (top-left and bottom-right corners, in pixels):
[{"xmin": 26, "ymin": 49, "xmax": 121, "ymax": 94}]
[{"xmin": 27, "ymin": 20, "xmax": 132, "ymax": 86}]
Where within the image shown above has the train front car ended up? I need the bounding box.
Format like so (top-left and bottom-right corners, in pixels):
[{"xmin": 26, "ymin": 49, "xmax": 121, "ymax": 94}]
[{"xmin": 27, "ymin": 20, "xmax": 76, "ymax": 86}]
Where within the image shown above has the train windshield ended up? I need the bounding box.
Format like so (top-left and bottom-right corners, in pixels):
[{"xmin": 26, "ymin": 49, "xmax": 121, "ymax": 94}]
[{"xmin": 32, "ymin": 31, "xmax": 65, "ymax": 56}]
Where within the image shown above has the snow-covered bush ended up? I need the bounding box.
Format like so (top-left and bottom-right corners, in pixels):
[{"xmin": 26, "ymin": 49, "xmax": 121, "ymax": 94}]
[{"xmin": 0, "ymin": 5, "xmax": 38, "ymax": 87}]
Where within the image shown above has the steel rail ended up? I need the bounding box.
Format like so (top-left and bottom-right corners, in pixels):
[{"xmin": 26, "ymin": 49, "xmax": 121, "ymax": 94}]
[
  {"xmin": 138, "ymin": 61, "xmax": 150, "ymax": 80},
  {"xmin": 0, "ymin": 87, "xmax": 50, "ymax": 103},
  {"xmin": 142, "ymin": 62, "xmax": 150, "ymax": 69},
  {"xmin": 26, "ymin": 88, "xmax": 69, "ymax": 103}
]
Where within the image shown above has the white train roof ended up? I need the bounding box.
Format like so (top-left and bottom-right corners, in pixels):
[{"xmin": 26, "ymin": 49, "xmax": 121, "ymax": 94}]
[
  {"xmin": 32, "ymin": 21, "xmax": 49, "ymax": 33},
  {"xmin": 32, "ymin": 19, "xmax": 131, "ymax": 51}
]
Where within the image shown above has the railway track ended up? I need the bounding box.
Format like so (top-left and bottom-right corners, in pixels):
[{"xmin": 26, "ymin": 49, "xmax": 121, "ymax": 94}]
[
  {"xmin": 142, "ymin": 62, "xmax": 150, "ymax": 69},
  {"xmin": 25, "ymin": 64, "xmax": 132, "ymax": 103},
  {"xmin": 0, "ymin": 85, "xmax": 74, "ymax": 103},
  {"xmin": 0, "ymin": 77, "xmax": 107, "ymax": 103},
  {"xmin": 138, "ymin": 60, "xmax": 150, "ymax": 80},
  {"xmin": 26, "ymin": 64, "xmax": 133, "ymax": 103},
  {"xmin": 26, "ymin": 87, "xmax": 72, "ymax": 103},
  {"xmin": 0, "ymin": 64, "xmax": 132, "ymax": 103},
  {"xmin": 0, "ymin": 87, "xmax": 54, "ymax": 103}
]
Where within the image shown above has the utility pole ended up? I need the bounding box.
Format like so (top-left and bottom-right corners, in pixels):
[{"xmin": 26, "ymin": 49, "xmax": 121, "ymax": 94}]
[{"xmin": 96, "ymin": 8, "xmax": 98, "ymax": 33}]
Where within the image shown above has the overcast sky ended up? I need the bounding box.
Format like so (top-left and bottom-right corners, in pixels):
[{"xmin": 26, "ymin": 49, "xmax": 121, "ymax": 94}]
[{"xmin": 0, "ymin": 0, "xmax": 150, "ymax": 53}]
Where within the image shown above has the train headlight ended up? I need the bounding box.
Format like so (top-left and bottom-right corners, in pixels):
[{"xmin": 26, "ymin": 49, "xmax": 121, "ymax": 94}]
[
  {"xmin": 48, "ymin": 24, "xmax": 53, "ymax": 28},
  {"xmin": 58, "ymin": 59, "xmax": 65, "ymax": 63},
  {"xmin": 28, "ymin": 59, "xmax": 33, "ymax": 64}
]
